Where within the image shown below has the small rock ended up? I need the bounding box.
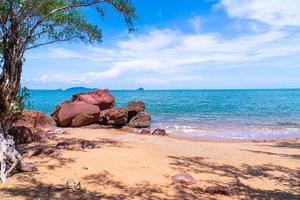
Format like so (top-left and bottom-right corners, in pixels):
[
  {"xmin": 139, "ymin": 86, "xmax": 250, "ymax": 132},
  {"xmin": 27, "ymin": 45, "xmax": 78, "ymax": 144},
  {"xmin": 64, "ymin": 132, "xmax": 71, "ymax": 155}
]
[
  {"xmin": 171, "ymin": 173, "xmax": 196, "ymax": 185},
  {"xmin": 129, "ymin": 112, "xmax": 151, "ymax": 128},
  {"xmin": 80, "ymin": 140, "xmax": 97, "ymax": 149},
  {"xmin": 56, "ymin": 141, "xmax": 71, "ymax": 149},
  {"xmin": 139, "ymin": 129, "xmax": 151, "ymax": 135},
  {"xmin": 152, "ymin": 129, "xmax": 167, "ymax": 136}
]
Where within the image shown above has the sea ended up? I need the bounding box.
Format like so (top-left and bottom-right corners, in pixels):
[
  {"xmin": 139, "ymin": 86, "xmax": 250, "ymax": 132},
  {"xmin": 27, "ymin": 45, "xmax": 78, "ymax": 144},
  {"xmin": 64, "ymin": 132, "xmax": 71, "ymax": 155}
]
[{"xmin": 27, "ymin": 88, "xmax": 300, "ymax": 140}]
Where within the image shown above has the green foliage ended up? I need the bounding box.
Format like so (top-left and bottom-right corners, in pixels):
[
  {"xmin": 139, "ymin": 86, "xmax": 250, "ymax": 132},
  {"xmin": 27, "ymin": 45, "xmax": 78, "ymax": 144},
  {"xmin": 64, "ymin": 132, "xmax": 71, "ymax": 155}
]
[
  {"xmin": 0, "ymin": 0, "xmax": 137, "ymax": 50},
  {"xmin": 0, "ymin": 87, "xmax": 32, "ymax": 133},
  {"xmin": 12, "ymin": 87, "xmax": 33, "ymax": 113}
]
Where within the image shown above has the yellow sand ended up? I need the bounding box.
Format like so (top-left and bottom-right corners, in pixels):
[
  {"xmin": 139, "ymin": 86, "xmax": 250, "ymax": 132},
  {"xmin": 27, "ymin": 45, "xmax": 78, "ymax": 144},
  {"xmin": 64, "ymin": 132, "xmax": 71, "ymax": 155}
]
[{"xmin": 0, "ymin": 128, "xmax": 299, "ymax": 199}]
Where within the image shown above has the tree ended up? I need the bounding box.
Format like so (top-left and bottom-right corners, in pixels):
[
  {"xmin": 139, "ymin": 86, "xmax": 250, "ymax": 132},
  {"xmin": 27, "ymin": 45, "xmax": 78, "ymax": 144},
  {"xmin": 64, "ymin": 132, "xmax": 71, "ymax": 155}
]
[
  {"xmin": 0, "ymin": 0, "xmax": 136, "ymax": 183},
  {"xmin": 0, "ymin": 0, "xmax": 136, "ymax": 129}
]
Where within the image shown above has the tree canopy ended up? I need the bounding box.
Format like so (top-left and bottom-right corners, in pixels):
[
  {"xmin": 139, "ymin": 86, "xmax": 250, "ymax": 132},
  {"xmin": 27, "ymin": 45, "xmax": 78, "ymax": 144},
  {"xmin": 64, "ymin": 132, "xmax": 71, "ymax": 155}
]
[
  {"xmin": 0, "ymin": 0, "xmax": 136, "ymax": 126},
  {"xmin": 0, "ymin": 0, "xmax": 136, "ymax": 67}
]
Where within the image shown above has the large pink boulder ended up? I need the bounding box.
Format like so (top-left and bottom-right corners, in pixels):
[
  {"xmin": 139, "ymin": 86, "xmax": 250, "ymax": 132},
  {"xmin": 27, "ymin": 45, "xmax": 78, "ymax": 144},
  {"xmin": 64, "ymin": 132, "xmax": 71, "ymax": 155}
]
[
  {"xmin": 52, "ymin": 101, "xmax": 100, "ymax": 127},
  {"xmin": 73, "ymin": 89, "xmax": 115, "ymax": 110},
  {"xmin": 71, "ymin": 113, "xmax": 98, "ymax": 127}
]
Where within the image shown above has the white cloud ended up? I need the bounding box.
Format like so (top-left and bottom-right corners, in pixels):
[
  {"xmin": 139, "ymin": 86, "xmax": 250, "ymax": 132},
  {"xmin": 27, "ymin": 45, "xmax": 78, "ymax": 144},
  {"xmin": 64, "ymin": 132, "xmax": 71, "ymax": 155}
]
[
  {"xmin": 220, "ymin": 0, "xmax": 300, "ymax": 28},
  {"xmin": 24, "ymin": 5, "xmax": 300, "ymax": 89}
]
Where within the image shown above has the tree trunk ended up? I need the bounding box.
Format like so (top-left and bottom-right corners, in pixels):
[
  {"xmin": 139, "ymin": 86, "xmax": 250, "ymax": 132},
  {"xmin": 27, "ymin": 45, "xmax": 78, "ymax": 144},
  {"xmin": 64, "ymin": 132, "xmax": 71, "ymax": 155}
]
[{"xmin": 0, "ymin": 58, "xmax": 22, "ymax": 133}]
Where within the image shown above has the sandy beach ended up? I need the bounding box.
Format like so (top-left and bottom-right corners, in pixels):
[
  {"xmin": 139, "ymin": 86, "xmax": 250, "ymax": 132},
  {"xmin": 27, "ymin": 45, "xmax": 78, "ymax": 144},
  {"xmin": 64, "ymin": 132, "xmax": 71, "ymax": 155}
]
[{"xmin": 0, "ymin": 128, "xmax": 299, "ymax": 200}]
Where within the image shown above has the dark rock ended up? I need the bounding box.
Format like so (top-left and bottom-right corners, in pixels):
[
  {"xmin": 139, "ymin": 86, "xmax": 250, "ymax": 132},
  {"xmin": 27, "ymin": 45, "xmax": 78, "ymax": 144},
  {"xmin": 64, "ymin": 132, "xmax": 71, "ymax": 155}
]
[
  {"xmin": 127, "ymin": 101, "xmax": 145, "ymax": 121},
  {"xmin": 56, "ymin": 139, "xmax": 97, "ymax": 151},
  {"xmin": 99, "ymin": 108, "xmax": 128, "ymax": 126},
  {"xmin": 72, "ymin": 89, "xmax": 115, "ymax": 110},
  {"xmin": 25, "ymin": 147, "xmax": 63, "ymax": 157},
  {"xmin": 52, "ymin": 101, "xmax": 100, "ymax": 127},
  {"xmin": 79, "ymin": 140, "xmax": 97, "ymax": 149},
  {"xmin": 152, "ymin": 128, "xmax": 167, "ymax": 136},
  {"xmin": 171, "ymin": 173, "xmax": 196, "ymax": 185},
  {"xmin": 56, "ymin": 141, "xmax": 71, "ymax": 149},
  {"xmin": 139, "ymin": 129, "xmax": 151, "ymax": 135},
  {"xmin": 7, "ymin": 110, "xmax": 58, "ymax": 145},
  {"xmin": 129, "ymin": 112, "xmax": 151, "ymax": 128},
  {"xmin": 8, "ymin": 126, "xmax": 44, "ymax": 145},
  {"xmin": 204, "ymin": 186, "xmax": 231, "ymax": 196}
]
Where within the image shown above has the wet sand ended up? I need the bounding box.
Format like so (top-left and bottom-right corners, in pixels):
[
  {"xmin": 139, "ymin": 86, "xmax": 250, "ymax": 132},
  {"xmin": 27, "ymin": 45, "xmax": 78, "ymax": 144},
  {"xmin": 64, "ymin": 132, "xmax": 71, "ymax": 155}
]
[{"xmin": 0, "ymin": 128, "xmax": 299, "ymax": 199}]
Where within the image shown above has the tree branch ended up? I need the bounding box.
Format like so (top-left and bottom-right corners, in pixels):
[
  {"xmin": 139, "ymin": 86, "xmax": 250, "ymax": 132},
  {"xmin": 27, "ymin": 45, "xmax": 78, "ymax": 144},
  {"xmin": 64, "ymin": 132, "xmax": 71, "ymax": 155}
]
[
  {"xmin": 25, "ymin": 0, "xmax": 127, "ymax": 45},
  {"xmin": 25, "ymin": 37, "xmax": 77, "ymax": 50}
]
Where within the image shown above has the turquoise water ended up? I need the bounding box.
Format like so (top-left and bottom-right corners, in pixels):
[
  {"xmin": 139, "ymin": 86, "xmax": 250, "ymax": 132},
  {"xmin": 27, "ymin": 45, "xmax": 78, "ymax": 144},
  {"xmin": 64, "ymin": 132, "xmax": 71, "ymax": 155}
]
[{"xmin": 28, "ymin": 88, "xmax": 300, "ymax": 140}]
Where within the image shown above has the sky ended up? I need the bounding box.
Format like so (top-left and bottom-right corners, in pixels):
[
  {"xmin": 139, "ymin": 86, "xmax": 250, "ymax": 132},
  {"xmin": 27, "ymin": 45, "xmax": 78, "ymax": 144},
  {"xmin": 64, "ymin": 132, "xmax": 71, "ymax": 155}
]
[{"xmin": 23, "ymin": 0, "xmax": 300, "ymax": 90}]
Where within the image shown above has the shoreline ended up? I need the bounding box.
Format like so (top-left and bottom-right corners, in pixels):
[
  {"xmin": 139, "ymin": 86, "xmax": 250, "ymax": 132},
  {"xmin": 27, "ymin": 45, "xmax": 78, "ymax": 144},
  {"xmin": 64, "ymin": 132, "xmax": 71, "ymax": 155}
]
[{"xmin": 107, "ymin": 126, "xmax": 300, "ymax": 144}]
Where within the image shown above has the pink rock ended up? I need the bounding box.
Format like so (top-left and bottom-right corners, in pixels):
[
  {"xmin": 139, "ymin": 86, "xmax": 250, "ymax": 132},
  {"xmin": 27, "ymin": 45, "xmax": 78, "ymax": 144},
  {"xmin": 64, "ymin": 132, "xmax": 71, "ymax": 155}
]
[
  {"xmin": 72, "ymin": 89, "xmax": 115, "ymax": 110},
  {"xmin": 14, "ymin": 110, "xmax": 56, "ymax": 130},
  {"xmin": 71, "ymin": 113, "xmax": 98, "ymax": 127},
  {"xmin": 127, "ymin": 101, "xmax": 145, "ymax": 121},
  {"xmin": 52, "ymin": 101, "xmax": 100, "ymax": 127},
  {"xmin": 171, "ymin": 173, "xmax": 196, "ymax": 185}
]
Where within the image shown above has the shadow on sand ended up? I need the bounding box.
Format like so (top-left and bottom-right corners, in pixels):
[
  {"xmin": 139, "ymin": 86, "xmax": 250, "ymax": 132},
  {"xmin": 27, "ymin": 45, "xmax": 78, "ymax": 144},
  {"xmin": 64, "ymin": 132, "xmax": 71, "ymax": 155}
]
[
  {"xmin": 0, "ymin": 140, "xmax": 299, "ymax": 199},
  {"xmin": 168, "ymin": 155, "xmax": 300, "ymax": 200}
]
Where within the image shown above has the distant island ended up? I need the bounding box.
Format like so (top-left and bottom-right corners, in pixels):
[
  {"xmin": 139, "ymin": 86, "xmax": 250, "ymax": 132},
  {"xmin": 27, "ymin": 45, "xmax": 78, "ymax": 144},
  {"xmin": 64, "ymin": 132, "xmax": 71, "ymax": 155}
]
[
  {"xmin": 65, "ymin": 87, "xmax": 96, "ymax": 91},
  {"xmin": 137, "ymin": 88, "xmax": 145, "ymax": 91}
]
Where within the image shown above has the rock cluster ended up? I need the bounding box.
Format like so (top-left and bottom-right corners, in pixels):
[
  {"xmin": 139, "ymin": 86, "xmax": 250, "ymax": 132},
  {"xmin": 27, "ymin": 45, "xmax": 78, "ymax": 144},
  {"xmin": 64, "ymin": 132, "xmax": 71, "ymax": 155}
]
[
  {"xmin": 51, "ymin": 89, "xmax": 151, "ymax": 128},
  {"xmin": 8, "ymin": 89, "xmax": 155, "ymax": 146}
]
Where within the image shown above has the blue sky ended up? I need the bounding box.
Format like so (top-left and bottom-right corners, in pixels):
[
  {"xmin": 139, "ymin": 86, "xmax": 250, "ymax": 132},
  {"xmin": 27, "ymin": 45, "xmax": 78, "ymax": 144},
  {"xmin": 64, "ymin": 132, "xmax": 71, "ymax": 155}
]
[{"xmin": 23, "ymin": 0, "xmax": 300, "ymax": 89}]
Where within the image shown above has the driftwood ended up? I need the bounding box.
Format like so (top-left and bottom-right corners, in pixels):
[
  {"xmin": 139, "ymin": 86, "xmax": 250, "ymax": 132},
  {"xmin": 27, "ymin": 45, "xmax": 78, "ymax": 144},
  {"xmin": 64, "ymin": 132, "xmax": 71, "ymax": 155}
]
[{"xmin": 0, "ymin": 133, "xmax": 36, "ymax": 183}]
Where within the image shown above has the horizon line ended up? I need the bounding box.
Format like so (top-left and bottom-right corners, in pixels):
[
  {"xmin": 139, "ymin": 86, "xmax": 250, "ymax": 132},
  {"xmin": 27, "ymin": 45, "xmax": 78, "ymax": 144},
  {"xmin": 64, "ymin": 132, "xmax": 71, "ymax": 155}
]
[{"xmin": 26, "ymin": 87, "xmax": 300, "ymax": 91}]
